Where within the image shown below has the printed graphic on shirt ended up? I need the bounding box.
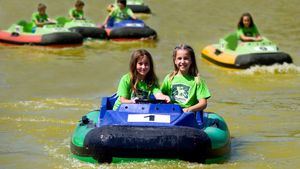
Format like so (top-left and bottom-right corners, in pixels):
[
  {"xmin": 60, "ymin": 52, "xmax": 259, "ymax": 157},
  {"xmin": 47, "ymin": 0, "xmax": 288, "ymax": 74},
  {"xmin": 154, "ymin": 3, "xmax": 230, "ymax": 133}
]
[
  {"xmin": 117, "ymin": 12, "xmax": 127, "ymax": 20},
  {"xmin": 244, "ymin": 31, "xmax": 254, "ymax": 37},
  {"xmin": 171, "ymin": 84, "xmax": 190, "ymax": 103}
]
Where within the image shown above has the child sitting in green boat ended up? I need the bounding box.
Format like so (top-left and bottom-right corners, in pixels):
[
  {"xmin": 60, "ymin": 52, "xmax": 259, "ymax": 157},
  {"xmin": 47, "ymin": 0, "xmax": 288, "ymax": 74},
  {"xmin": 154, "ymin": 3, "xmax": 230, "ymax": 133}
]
[
  {"xmin": 237, "ymin": 13, "xmax": 262, "ymax": 42},
  {"xmin": 103, "ymin": 0, "xmax": 137, "ymax": 27},
  {"xmin": 31, "ymin": 3, "xmax": 56, "ymax": 27},
  {"xmin": 69, "ymin": 0, "xmax": 85, "ymax": 20}
]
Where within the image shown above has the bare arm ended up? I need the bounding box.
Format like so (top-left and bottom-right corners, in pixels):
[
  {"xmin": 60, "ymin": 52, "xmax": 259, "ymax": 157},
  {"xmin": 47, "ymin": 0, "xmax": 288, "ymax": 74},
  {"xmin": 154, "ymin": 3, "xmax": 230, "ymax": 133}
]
[
  {"xmin": 154, "ymin": 93, "xmax": 171, "ymax": 103},
  {"xmin": 183, "ymin": 99, "xmax": 207, "ymax": 112},
  {"xmin": 131, "ymin": 15, "xmax": 137, "ymax": 20},
  {"xmin": 102, "ymin": 15, "xmax": 111, "ymax": 27},
  {"xmin": 240, "ymin": 34, "xmax": 262, "ymax": 42},
  {"xmin": 35, "ymin": 20, "xmax": 44, "ymax": 27},
  {"xmin": 120, "ymin": 96, "xmax": 135, "ymax": 104}
]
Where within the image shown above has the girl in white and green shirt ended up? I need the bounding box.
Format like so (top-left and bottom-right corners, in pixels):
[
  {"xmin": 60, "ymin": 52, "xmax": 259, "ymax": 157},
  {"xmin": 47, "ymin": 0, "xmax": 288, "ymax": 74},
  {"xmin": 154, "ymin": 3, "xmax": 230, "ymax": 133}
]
[{"xmin": 161, "ymin": 44, "xmax": 211, "ymax": 112}]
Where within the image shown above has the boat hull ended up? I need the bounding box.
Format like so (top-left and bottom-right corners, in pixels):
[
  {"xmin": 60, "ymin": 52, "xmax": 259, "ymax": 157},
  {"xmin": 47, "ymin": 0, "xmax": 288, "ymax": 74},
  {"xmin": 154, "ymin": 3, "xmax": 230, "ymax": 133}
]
[
  {"xmin": 69, "ymin": 26, "xmax": 107, "ymax": 39},
  {"xmin": 128, "ymin": 5, "xmax": 151, "ymax": 14},
  {"xmin": 106, "ymin": 26, "xmax": 157, "ymax": 40},
  {"xmin": 0, "ymin": 30, "xmax": 83, "ymax": 46}
]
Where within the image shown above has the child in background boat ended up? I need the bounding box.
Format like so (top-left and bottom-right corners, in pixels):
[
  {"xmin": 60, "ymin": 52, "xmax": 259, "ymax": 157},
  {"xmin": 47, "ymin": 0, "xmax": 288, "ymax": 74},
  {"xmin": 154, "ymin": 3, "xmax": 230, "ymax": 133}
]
[
  {"xmin": 31, "ymin": 3, "xmax": 56, "ymax": 27},
  {"xmin": 113, "ymin": 49, "xmax": 170, "ymax": 110},
  {"xmin": 161, "ymin": 44, "xmax": 211, "ymax": 112},
  {"xmin": 103, "ymin": 0, "xmax": 137, "ymax": 27},
  {"xmin": 237, "ymin": 13, "xmax": 262, "ymax": 42},
  {"xmin": 69, "ymin": 0, "xmax": 85, "ymax": 20}
]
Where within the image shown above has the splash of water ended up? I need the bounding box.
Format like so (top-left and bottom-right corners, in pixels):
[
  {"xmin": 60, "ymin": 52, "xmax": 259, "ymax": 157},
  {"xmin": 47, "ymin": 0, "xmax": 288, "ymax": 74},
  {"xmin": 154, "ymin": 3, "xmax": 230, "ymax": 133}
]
[{"xmin": 236, "ymin": 63, "xmax": 300, "ymax": 75}]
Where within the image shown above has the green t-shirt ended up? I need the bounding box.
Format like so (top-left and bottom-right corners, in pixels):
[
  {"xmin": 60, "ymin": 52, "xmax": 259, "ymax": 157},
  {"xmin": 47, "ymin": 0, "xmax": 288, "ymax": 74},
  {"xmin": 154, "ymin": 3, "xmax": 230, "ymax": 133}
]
[
  {"xmin": 110, "ymin": 6, "xmax": 134, "ymax": 22},
  {"xmin": 237, "ymin": 25, "xmax": 260, "ymax": 38},
  {"xmin": 161, "ymin": 74, "xmax": 211, "ymax": 108},
  {"xmin": 127, "ymin": 0, "xmax": 144, "ymax": 5},
  {"xmin": 69, "ymin": 8, "xmax": 84, "ymax": 19},
  {"xmin": 31, "ymin": 12, "xmax": 48, "ymax": 26},
  {"xmin": 113, "ymin": 73, "xmax": 161, "ymax": 110}
]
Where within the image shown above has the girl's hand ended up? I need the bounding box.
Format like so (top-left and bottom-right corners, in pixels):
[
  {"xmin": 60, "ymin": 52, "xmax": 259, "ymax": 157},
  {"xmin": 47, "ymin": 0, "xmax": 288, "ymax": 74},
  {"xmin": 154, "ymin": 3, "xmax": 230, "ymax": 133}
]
[
  {"xmin": 183, "ymin": 108, "xmax": 190, "ymax": 112},
  {"xmin": 131, "ymin": 97, "xmax": 139, "ymax": 103},
  {"xmin": 163, "ymin": 96, "xmax": 171, "ymax": 103},
  {"xmin": 155, "ymin": 93, "xmax": 171, "ymax": 103},
  {"xmin": 255, "ymin": 36, "xmax": 263, "ymax": 41}
]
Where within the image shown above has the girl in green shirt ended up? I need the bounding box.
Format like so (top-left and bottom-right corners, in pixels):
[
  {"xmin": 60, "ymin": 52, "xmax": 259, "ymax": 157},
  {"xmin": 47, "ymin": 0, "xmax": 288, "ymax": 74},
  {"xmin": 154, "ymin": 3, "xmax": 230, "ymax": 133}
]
[
  {"xmin": 237, "ymin": 13, "xmax": 262, "ymax": 42},
  {"xmin": 113, "ymin": 49, "xmax": 170, "ymax": 110},
  {"xmin": 103, "ymin": 0, "xmax": 137, "ymax": 27},
  {"xmin": 161, "ymin": 44, "xmax": 211, "ymax": 113}
]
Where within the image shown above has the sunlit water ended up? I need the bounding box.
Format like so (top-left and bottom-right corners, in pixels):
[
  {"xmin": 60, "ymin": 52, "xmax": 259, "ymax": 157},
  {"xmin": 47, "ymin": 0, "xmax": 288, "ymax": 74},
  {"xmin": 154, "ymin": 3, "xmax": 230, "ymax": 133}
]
[{"xmin": 1, "ymin": 0, "xmax": 300, "ymax": 169}]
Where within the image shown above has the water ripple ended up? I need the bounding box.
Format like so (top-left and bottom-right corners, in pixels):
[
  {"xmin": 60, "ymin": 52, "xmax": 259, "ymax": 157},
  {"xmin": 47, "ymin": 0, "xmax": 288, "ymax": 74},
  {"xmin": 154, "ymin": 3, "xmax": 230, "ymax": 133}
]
[
  {"xmin": 0, "ymin": 98, "xmax": 95, "ymax": 111},
  {"xmin": 0, "ymin": 116, "xmax": 76, "ymax": 125}
]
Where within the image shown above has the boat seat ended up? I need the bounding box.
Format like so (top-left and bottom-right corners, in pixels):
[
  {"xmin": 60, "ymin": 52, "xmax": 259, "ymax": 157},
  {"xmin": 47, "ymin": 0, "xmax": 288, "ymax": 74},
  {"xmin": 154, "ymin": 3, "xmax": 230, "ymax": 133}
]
[
  {"xmin": 99, "ymin": 94, "xmax": 118, "ymax": 119},
  {"xmin": 221, "ymin": 32, "xmax": 238, "ymax": 50},
  {"xmin": 101, "ymin": 94, "xmax": 118, "ymax": 110},
  {"xmin": 195, "ymin": 111, "xmax": 204, "ymax": 128},
  {"xmin": 17, "ymin": 20, "xmax": 33, "ymax": 33},
  {"xmin": 107, "ymin": 17, "xmax": 115, "ymax": 28},
  {"xmin": 56, "ymin": 16, "xmax": 70, "ymax": 27}
]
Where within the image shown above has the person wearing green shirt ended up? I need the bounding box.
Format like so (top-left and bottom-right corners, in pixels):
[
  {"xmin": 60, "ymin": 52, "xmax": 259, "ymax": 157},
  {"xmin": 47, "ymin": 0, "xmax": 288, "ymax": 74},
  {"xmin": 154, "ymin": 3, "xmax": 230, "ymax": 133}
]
[
  {"xmin": 69, "ymin": 0, "xmax": 85, "ymax": 20},
  {"xmin": 113, "ymin": 49, "xmax": 170, "ymax": 110},
  {"xmin": 31, "ymin": 3, "xmax": 55, "ymax": 27},
  {"xmin": 103, "ymin": 0, "xmax": 137, "ymax": 27},
  {"xmin": 237, "ymin": 13, "xmax": 262, "ymax": 42},
  {"xmin": 161, "ymin": 44, "xmax": 211, "ymax": 112}
]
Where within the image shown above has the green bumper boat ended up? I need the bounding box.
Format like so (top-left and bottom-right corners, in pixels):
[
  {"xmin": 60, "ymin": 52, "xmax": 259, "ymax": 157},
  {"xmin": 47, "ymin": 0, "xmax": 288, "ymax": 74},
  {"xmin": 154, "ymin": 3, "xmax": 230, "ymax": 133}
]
[
  {"xmin": 56, "ymin": 17, "xmax": 107, "ymax": 39},
  {"xmin": 201, "ymin": 32, "xmax": 293, "ymax": 68},
  {"xmin": 0, "ymin": 20, "xmax": 83, "ymax": 46}
]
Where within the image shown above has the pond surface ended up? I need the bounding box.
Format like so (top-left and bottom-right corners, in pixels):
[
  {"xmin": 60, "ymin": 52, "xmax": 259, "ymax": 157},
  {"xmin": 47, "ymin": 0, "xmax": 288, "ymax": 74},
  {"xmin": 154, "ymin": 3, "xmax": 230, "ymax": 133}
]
[{"xmin": 0, "ymin": 0, "xmax": 300, "ymax": 168}]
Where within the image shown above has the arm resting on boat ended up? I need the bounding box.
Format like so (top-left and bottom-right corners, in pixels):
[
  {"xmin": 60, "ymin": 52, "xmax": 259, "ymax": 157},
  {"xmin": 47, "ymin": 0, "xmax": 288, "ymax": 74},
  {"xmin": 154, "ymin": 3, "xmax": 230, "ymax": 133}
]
[
  {"xmin": 240, "ymin": 34, "xmax": 262, "ymax": 42},
  {"xmin": 120, "ymin": 96, "xmax": 136, "ymax": 104},
  {"xmin": 154, "ymin": 93, "xmax": 171, "ymax": 103},
  {"xmin": 183, "ymin": 99, "xmax": 207, "ymax": 113}
]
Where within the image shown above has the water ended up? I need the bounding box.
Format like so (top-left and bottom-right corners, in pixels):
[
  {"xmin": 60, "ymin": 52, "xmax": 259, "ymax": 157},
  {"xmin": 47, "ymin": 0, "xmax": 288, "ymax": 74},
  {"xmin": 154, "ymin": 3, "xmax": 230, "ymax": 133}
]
[{"xmin": 1, "ymin": 0, "xmax": 300, "ymax": 169}]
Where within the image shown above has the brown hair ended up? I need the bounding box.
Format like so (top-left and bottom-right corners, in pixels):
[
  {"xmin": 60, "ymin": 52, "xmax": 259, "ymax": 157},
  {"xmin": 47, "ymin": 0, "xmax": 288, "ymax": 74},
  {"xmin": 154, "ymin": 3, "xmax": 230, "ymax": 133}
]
[
  {"xmin": 38, "ymin": 3, "xmax": 47, "ymax": 10},
  {"xmin": 75, "ymin": 0, "xmax": 85, "ymax": 7},
  {"xmin": 117, "ymin": 0, "xmax": 127, "ymax": 6},
  {"xmin": 129, "ymin": 49, "xmax": 158, "ymax": 93},
  {"xmin": 169, "ymin": 44, "xmax": 199, "ymax": 80},
  {"xmin": 238, "ymin": 12, "xmax": 255, "ymax": 29}
]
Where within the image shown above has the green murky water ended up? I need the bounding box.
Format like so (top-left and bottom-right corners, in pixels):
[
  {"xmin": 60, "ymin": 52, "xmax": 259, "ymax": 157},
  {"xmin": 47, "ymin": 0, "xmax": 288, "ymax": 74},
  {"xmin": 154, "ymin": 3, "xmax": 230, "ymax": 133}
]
[{"xmin": 1, "ymin": 0, "xmax": 300, "ymax": 168}]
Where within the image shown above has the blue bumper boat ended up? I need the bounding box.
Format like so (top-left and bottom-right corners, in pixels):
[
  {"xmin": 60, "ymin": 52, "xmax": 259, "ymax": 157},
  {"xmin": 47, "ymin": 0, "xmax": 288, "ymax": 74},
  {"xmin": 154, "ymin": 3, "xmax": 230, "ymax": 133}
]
[
  {"xmin": 70, "ymin": 95, "xmax": 231, "ymax": 163},
  {"xmin": 105, "ymin": 19, "xmax": 157, "ymax": 40}
]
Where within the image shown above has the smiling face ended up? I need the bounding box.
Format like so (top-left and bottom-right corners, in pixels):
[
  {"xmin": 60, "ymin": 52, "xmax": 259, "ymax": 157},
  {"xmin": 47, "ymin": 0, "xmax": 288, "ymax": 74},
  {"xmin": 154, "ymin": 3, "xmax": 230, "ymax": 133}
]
[
  {"xmin": 136, "ymin": 56, "xmax": 150, "ymax": 79},
  {"xmin": 174, "ymin": 49, "xmax": 191, "ymax": 75},
  {"xmin": 242, "ymin": 15, "xmax": 251, "ymax": 28}
]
